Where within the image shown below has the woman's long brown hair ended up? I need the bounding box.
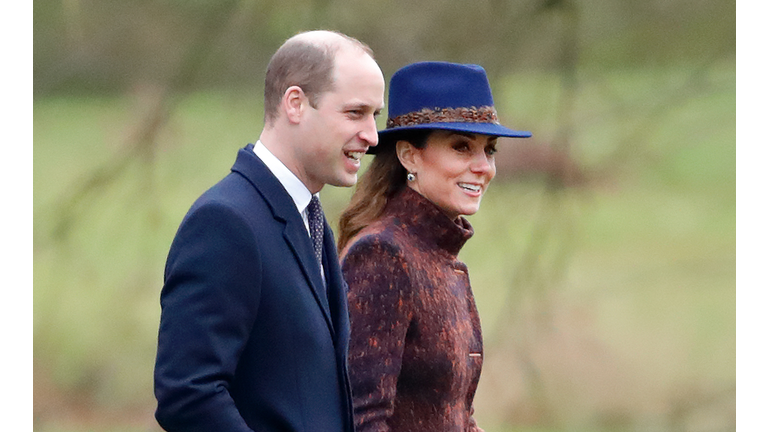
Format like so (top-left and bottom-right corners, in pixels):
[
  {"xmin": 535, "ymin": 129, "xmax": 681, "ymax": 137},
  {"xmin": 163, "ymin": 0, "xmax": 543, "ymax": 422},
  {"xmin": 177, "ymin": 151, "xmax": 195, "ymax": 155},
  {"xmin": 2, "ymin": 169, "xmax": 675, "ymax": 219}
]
[{"xmin": 337, "ymin": 130, "xmax": 431, "ymax": 252}]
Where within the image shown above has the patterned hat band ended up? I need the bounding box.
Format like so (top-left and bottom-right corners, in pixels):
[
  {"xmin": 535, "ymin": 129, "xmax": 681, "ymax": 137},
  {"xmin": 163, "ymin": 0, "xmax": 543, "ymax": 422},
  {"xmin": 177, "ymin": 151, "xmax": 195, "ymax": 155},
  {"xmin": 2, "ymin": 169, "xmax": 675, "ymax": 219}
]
[{"xmin": 385, "ymin": 106, "xmax": 500, "ymax": 129}]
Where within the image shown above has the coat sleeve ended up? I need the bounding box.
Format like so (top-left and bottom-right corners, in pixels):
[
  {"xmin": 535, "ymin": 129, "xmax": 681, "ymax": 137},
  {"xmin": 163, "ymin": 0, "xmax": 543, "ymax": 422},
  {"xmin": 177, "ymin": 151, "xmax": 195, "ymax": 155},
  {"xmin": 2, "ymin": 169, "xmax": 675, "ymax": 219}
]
[
  {"xmin": 342, "ymin": 235, "xmax": 413, "ymax": 432},
  {"xmin": 154, "ymin": 202, "xmax": 260, "ymax": 432},
  {"xmin": 468, "ymin": 406, "xmax": 485, "ymax": 432}
]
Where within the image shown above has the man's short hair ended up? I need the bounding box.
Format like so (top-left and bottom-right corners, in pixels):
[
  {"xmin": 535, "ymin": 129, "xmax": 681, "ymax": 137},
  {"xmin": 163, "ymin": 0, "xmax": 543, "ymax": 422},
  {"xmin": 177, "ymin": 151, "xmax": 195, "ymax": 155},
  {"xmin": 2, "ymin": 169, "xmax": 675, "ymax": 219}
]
[{"xmin": 263, "ymin": 31, "xmax": 373, "ymax": 125}]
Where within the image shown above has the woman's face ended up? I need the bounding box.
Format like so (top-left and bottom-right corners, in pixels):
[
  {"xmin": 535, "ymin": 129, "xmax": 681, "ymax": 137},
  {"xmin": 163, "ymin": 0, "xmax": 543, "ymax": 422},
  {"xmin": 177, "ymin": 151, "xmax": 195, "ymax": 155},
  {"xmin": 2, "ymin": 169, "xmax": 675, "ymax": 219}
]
[{"xmin": 399, "ymin": 130, "xmax": 498, "ymax": 220}]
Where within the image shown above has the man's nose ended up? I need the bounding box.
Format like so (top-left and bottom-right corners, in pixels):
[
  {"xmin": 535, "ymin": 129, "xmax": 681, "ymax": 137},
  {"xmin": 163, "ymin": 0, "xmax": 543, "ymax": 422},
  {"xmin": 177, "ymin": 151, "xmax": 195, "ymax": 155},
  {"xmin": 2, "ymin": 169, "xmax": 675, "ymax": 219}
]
[{"xmin": 359, "ymin": 116, "xmax": 379, "ymax": 147}]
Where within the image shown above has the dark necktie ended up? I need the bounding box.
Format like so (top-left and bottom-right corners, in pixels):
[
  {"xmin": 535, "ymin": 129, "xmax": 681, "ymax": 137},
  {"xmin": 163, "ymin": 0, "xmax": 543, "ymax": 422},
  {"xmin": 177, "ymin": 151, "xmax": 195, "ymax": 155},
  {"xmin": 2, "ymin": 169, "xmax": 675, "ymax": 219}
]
[{"xmin": 307, "ymin": 195, "xmax": 324, "ymax": 267}]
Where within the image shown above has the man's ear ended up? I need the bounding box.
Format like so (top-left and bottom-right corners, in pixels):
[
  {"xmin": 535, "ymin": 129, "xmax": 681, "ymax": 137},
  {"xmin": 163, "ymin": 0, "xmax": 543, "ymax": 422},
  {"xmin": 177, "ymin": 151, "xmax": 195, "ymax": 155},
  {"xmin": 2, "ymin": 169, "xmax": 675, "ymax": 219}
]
[
  {"xmin": 396, "ymin": 140, "xmax": 420, "ymax": 174},
  {"xmin": 282, "ymin": 86, "xmax": 306, "ymax": 124}
]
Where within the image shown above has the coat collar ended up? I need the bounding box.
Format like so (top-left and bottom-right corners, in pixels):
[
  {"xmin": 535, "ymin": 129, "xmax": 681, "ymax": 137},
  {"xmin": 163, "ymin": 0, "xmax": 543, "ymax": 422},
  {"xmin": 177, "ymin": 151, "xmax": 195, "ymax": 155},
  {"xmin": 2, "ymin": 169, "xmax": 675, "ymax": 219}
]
[
  {"xmin": 252, "ymin": 140, "xmax": 314, "ymax": 217},
  {"xmin": 231, "ymin": 144, "xmax": 336, "ymax": 335},
  {"xmin": 384, "ymin": 186, "xmax": 474, "ymax": 257}
]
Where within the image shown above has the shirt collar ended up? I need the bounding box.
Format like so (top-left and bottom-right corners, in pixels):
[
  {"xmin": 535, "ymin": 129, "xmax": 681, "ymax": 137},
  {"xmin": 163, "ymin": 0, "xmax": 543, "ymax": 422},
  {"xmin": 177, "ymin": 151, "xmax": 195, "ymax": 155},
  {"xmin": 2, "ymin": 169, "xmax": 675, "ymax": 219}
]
[{"xmin": 253, "ymin": 140, "xmax": 314, "ymax": 214}]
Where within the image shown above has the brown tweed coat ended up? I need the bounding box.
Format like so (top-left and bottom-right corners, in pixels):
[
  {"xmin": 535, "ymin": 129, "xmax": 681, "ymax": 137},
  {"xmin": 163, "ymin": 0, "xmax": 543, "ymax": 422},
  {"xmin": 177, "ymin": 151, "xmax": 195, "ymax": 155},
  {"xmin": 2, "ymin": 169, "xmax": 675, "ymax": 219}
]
[{"xmin": 340, "ymin": 187, "xmax": 484, "ymax": 432}]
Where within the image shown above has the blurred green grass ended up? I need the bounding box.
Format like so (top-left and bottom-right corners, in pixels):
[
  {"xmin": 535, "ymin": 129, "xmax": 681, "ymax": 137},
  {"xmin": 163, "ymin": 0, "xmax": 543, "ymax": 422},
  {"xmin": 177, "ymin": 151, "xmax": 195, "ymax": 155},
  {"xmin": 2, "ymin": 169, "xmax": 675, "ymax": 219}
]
[{"xmin": 33, "ymin": 62, "xmax": 734, "ymax": 431}]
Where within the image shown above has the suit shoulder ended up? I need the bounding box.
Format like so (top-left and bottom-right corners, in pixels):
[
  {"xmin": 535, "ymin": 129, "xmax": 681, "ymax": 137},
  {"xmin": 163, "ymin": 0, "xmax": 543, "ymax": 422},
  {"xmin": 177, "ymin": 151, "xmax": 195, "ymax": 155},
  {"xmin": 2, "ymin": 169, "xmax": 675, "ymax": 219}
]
[{"xmin": 181, "ymin": 173, "xmax": 268, "ymax": 224}]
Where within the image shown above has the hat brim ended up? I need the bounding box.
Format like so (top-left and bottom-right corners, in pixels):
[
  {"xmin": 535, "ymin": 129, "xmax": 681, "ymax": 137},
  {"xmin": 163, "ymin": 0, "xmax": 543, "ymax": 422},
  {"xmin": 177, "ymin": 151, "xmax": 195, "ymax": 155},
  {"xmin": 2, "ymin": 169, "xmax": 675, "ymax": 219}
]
[{"xmin": 367, "ymin": 122, "xmax": 532, "ymax": 154}]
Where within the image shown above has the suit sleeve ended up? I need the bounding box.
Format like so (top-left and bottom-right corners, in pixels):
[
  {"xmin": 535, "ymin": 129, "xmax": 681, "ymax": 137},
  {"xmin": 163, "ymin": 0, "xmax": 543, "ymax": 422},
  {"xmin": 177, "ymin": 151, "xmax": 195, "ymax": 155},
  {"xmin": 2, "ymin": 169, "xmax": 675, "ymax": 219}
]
[
  {"xmin": 154, "ymin": 202, "xmax": 260, "ymax": 432},
  {"xmin": 342, "ymin": 236, "xmax": 413, "ymax": 432}
]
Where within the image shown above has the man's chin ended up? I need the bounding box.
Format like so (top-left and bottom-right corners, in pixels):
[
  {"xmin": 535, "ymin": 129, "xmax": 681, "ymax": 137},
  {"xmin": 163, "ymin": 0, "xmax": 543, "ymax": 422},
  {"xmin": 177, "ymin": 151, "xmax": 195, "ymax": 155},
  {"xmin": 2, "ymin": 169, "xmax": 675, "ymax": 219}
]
[{"xmin": 330, "ymin": 174, "xmax": 358, "ymax": 188}]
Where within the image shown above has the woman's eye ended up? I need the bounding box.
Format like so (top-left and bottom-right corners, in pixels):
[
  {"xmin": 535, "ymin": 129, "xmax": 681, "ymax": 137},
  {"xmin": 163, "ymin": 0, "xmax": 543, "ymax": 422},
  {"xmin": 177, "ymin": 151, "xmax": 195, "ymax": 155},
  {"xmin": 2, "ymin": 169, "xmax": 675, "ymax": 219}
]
[
  {"xmin": 486, "ymin": 146, "xmax": 498, "ymax": 156},
  {"xmin": 453, "ymin": 142, "xmax": 470, "ymax": 152}
]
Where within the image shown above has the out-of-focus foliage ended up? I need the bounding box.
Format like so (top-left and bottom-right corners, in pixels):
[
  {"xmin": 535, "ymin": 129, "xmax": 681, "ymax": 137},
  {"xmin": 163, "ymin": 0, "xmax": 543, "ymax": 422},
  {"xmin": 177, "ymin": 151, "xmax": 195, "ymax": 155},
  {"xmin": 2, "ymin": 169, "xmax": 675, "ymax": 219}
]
[
  {"xmin": 34, "ymin": 0, "xmax": 734, "ymax": 96},
  {"xmin": 33, "ymin": 1, "xmax": 735, "ymax": 431}
]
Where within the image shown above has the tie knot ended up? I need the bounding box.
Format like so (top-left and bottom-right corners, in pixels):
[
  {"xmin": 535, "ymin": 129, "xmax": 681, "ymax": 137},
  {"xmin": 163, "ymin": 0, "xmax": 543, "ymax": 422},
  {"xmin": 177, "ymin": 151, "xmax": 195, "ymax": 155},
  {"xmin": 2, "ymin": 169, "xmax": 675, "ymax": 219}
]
[{"xmin": 308, "ymin": 195, "xmax": 321, "ymax": 215}]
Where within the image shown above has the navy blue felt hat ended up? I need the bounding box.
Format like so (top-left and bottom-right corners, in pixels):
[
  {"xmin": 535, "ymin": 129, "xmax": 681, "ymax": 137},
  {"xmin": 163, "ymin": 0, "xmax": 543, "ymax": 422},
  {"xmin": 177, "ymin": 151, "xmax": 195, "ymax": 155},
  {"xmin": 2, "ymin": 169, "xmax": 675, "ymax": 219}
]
[{"xmin": 370, "ymin": 61, "xmax": 531, "ymax": 154}]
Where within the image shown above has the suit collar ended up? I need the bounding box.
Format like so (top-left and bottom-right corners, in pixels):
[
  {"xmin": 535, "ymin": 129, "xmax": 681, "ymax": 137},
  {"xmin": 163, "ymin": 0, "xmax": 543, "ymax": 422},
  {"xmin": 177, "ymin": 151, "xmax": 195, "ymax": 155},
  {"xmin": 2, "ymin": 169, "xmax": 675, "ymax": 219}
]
[
  {"xmin": 232, "ymin": 144, "xmax": 301, "ymax": 224},
  {"xmin": 252, "ymin": 140, "xmax": 314, "ymax": 216},
  {"xmin": 231, "ymin": 144, "xmax": 336, "ymax": 336}
]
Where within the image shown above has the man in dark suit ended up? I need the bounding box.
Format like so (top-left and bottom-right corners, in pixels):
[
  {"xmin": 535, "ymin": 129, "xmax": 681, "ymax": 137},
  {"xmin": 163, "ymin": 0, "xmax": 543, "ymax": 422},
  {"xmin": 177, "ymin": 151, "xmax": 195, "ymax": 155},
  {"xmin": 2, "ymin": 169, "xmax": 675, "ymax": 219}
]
[{"xmin": 153, "ymin": 30, "xmax": 385, "ymax": 432}]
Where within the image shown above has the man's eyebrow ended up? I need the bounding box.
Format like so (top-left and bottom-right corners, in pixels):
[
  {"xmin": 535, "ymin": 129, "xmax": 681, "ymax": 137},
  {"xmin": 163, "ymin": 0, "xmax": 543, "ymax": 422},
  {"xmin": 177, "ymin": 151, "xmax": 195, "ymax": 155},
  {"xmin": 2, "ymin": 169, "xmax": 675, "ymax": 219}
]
[
  {"xmin": 344, "ymin": 102, "xmax": 367, "ymax": 109},
  {"xmin": 345, "ymin": 102, "xmax": 384, "ymax": 112}
]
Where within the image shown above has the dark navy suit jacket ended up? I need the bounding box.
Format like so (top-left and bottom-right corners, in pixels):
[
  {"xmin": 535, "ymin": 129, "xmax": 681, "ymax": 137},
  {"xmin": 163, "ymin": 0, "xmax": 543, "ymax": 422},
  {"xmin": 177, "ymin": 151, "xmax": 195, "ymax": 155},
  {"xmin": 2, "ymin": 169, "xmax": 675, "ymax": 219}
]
[{"xmin": 154, "ymin": 144, "xmax": 354, "ymax": 432}]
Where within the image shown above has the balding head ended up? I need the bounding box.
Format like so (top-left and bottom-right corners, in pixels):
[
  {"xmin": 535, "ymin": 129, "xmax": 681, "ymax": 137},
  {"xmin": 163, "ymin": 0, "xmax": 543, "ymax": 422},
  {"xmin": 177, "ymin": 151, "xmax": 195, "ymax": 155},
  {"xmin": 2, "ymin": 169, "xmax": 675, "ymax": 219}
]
[{"xmin": 263, "ymin": 30, "xmax": 374, "ymax": 125}]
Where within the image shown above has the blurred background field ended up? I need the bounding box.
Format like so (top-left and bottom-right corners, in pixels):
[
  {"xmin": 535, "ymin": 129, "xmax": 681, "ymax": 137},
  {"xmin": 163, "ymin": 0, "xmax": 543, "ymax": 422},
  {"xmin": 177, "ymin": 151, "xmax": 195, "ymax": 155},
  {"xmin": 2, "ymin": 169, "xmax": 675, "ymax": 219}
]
[{"xmin": 33, "ymin": 1, "xmax": 735, "ymax": 431}]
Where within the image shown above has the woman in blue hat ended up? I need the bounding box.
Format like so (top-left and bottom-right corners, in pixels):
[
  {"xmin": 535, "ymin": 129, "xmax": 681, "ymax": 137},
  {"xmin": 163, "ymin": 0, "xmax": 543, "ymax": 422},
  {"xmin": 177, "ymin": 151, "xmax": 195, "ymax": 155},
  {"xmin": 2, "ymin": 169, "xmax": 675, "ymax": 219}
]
[{"xmin": 337, "ymin": 61, "xmax": 531, "ymax": 431}]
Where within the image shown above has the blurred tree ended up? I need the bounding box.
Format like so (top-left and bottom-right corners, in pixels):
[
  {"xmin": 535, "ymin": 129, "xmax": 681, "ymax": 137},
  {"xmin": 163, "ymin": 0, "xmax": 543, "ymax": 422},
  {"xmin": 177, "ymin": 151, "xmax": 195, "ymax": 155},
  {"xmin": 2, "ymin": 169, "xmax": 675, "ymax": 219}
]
[
  {"xmin": 34, "ymin": 0, "xmax": 734, "ymax": 97},
  {"xmin": 33, "ymin": 0, "xmax": 735, "ymax": 429}
]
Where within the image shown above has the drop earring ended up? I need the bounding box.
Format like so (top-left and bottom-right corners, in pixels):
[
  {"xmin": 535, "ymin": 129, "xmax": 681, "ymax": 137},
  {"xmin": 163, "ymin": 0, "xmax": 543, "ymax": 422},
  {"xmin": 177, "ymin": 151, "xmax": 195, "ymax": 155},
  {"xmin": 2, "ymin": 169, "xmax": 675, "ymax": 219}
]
[{"xmin": 406, "ymin": 172, "xmax": 416, "ymax": 182}]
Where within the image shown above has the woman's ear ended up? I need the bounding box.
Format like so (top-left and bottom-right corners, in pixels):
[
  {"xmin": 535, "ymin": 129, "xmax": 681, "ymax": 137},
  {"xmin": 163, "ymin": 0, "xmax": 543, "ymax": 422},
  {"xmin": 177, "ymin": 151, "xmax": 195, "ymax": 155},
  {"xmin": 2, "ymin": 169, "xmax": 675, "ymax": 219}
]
[
  {"xmin": 282, "ymin": 86, "xmax": 306, "ymax": 124},
  {"xmin": 396, "ymin": 140, "xmax": 420, "ymax": 174}
]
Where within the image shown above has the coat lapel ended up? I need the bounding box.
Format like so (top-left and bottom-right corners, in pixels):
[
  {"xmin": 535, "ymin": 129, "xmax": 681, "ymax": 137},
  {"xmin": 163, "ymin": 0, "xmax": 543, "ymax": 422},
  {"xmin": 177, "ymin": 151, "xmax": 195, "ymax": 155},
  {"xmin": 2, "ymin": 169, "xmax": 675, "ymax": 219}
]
[
  {"xmin": 231, "ymin": 144, "xmax": 335, "ymax": 336},
  {"xmin": 321, "ymin": 222, "xmax": 349, "ymax": 347}
]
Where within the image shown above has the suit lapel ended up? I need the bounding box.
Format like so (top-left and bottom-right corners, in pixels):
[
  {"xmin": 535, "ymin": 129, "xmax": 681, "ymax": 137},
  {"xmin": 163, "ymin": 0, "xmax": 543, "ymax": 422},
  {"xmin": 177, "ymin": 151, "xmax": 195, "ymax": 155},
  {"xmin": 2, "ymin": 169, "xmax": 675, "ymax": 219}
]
[
  {"xmin": 231, "ymin": 145, "xmax": 335, "ymax": 336},
  {"xmin": 282, "ymin": 221, "xmax": 333, "ymax": 321},
  {"xmin": 322, "ymin": 222, "xmax": 349, "ymax": 347},
  {"xmin": 320, "ymin": 222, "xmax": 354, "ymax": 426}
]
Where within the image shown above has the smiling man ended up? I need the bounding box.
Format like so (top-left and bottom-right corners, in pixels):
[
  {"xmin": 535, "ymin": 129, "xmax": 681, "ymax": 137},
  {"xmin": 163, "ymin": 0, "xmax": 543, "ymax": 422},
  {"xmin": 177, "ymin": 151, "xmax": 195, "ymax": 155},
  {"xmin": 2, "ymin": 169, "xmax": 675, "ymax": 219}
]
[{"xmin": 154, "ymin": 30, "xmax": 385, "ymax": 432}]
